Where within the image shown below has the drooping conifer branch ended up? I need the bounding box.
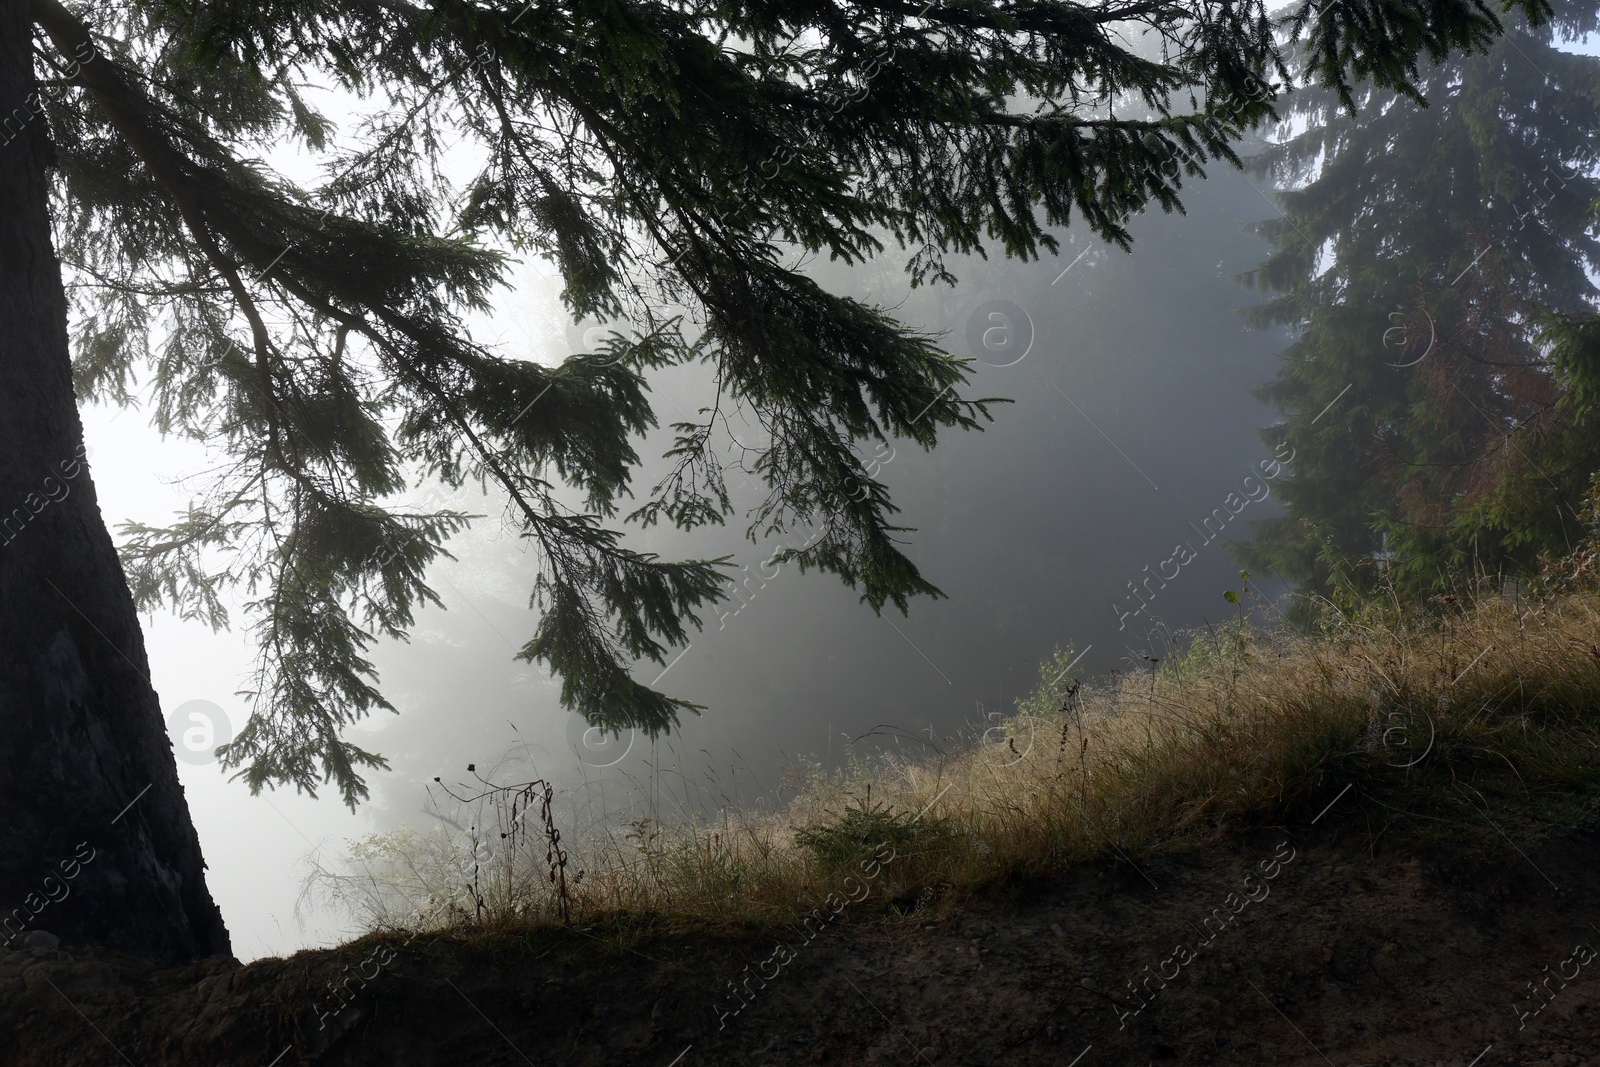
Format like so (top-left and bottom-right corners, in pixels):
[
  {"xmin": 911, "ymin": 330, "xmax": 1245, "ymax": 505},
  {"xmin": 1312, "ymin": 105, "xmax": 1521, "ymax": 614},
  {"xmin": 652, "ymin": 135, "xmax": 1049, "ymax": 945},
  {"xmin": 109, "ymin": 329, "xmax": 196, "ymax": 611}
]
[{"xmin": 28, "ymin": 0, "xmax": 1549, "ymax": 805}]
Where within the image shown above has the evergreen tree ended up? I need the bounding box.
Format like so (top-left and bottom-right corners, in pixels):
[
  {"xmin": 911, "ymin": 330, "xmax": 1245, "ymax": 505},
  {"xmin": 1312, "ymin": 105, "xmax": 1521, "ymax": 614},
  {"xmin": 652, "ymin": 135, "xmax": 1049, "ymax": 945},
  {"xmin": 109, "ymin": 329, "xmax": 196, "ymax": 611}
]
[
  {"xmin": 1236, "ymin": 0, "xmax": 1600, "ymax": 606},
  {"xmin": 2, "ymin": 0, "xmax": 1545, "ymax": 957}
]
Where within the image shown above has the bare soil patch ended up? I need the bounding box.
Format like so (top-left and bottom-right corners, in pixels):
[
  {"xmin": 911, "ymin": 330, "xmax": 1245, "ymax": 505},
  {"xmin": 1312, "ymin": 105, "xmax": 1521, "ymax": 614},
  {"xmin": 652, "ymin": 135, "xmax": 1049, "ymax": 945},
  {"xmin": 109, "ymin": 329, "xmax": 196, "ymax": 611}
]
[{"xmin": 6, "ymin": 822, "xmax": 1599, "ymax": 1066}]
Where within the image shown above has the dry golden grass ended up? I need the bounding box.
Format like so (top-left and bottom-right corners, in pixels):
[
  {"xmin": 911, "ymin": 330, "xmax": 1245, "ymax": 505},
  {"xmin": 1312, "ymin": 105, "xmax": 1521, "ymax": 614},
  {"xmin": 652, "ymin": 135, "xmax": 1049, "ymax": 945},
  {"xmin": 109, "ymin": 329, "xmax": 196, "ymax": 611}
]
[{"xmin": 313, "ymin": 587, "xmax": 1600, "ymax": 940}]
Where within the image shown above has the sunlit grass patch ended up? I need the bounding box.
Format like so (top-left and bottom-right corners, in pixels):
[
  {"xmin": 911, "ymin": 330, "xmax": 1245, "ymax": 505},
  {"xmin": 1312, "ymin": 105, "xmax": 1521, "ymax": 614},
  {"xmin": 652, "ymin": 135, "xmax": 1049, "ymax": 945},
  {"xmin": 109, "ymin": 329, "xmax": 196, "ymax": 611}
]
[{"xmin": 305, "ymin": 587, "xmax": 1600, "ymax": 942}]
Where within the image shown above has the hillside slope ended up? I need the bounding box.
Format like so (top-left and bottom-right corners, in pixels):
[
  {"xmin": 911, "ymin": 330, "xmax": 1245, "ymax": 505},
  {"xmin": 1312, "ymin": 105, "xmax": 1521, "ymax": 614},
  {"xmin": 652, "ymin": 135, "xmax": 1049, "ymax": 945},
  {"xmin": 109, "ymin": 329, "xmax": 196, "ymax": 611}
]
[
  {"xmin": 5, "ymin": 824, "xmax": 1598, "ymax": 1066},
  {"xmin": 13, "ymin": 588, "xmax": 1600, "ymax": 1065}
]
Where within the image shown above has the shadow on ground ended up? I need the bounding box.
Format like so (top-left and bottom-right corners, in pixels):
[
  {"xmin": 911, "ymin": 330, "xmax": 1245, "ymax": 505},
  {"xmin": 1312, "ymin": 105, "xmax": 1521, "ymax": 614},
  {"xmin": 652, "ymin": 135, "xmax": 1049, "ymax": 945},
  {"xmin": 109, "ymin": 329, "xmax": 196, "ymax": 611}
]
[{"xmin": 4, "ymin": 823, "xmax": 1596, "ymax": 1066}]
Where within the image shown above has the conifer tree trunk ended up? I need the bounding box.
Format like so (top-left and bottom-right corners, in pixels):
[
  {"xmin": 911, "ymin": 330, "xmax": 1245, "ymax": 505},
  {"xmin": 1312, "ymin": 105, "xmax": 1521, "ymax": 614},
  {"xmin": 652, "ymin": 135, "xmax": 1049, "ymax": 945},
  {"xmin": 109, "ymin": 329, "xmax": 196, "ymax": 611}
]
[{"xmin": 0, "ymin": 0, "xmax": 228, "ymax": 963}]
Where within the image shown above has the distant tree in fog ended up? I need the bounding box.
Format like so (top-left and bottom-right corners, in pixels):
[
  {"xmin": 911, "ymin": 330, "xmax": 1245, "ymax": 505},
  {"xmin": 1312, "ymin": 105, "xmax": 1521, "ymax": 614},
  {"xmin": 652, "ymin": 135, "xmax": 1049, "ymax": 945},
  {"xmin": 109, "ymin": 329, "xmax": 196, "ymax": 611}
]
[{"xmin": 1236, "ymin": 0, "xmax": 1600, "ymax": 605}]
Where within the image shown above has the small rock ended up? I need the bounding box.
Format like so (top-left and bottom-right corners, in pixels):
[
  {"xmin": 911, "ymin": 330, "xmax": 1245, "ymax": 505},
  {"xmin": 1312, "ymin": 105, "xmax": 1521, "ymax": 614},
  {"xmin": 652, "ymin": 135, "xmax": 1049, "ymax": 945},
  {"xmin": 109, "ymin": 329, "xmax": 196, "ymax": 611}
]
[
  {"xmin": 1051, "ymin": 923, "xmax": 1067, "ymax": 939},
  {"xmin": 1220, "ymin": 962, "xmax": 1235, "ymax": 974},
  {"xmin": 1079, "ymin": 977, "xmax": 1095, "ymax": 990},
  {"xmin": 23, "ymin": 931, "xmax": 58, "ymax": 956}
]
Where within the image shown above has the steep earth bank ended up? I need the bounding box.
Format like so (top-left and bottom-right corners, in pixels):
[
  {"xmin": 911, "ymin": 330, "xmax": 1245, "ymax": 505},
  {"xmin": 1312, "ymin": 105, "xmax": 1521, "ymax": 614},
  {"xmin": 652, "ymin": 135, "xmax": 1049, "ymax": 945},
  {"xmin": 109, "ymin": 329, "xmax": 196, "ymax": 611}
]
[{"xmin": 5, "ymin": 825, "xmax": 1599, "ymax": 1066}]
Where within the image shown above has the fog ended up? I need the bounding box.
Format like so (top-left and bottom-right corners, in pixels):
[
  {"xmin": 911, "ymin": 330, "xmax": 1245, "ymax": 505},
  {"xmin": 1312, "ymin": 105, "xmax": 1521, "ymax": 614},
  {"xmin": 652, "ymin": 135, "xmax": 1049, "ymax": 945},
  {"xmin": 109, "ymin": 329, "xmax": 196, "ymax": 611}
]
[{"xmin": 82, "ymin": 158, "xmax": 1290, "ymax": 961}]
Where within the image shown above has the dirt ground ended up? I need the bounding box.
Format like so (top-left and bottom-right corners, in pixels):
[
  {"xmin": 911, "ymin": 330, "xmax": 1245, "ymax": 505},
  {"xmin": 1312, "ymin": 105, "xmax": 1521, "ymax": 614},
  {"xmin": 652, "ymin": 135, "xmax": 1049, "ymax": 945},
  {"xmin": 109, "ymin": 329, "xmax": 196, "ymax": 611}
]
[{"xmin": 5, "ymin": 820, "xmax": 1600, "ymax": 1066}]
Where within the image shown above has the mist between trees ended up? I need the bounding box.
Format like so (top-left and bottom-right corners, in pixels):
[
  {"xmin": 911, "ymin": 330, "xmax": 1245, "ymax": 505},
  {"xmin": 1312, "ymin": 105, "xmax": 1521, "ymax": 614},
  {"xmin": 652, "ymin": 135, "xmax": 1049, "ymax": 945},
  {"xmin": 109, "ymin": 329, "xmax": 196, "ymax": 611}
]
[{"xmin": 1110, "ymin": 440, "xmax": 1295, "ymax": 632}]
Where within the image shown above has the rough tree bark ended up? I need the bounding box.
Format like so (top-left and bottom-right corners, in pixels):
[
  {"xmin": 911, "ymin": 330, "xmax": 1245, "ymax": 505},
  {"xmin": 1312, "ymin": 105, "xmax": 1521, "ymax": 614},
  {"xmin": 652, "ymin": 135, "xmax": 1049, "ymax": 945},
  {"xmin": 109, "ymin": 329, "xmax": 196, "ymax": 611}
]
[{"xmin": 0, "ymin": 0, "xmax": 230, "ymax": 963}]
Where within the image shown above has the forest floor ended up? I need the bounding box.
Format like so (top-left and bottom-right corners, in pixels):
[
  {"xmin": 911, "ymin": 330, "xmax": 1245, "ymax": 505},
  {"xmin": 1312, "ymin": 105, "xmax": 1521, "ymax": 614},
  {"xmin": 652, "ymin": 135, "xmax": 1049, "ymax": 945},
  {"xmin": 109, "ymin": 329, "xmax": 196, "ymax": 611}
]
[{"xmin": 6, "ymin": 820, "xmax": 1600, "ymax": 1067}]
